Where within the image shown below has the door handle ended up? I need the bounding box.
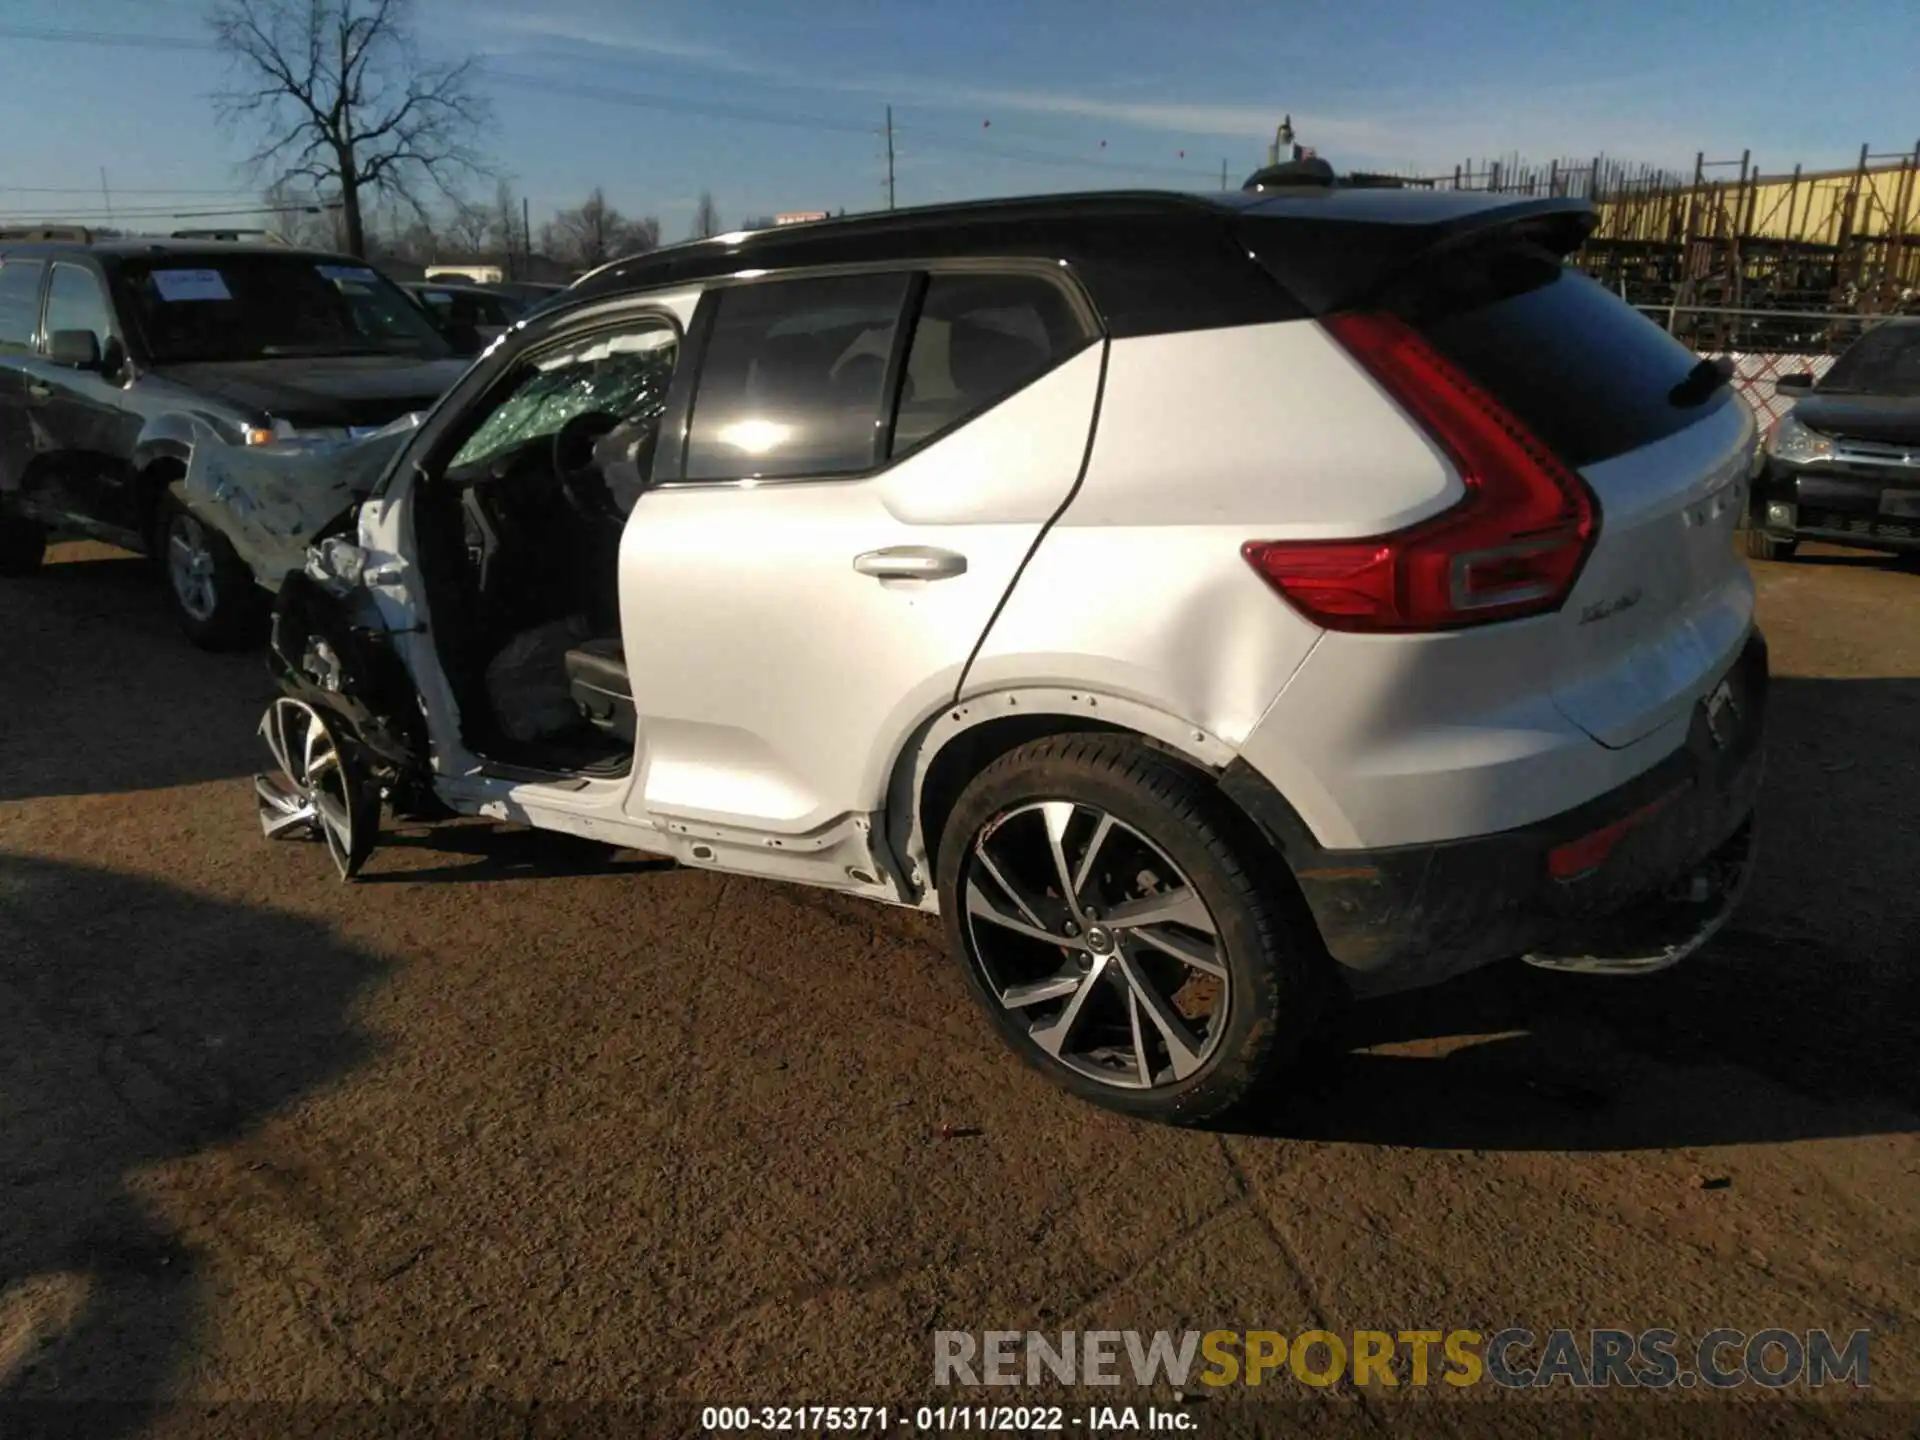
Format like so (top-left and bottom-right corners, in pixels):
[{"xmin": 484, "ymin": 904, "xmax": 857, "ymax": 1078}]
[
  {"xmin": 25, "ymin": 383, "xmax": 51, "ymax": 401},
  {"xmin": 852, "ymin": 546, "xmax": 968, "ymax": 581}
]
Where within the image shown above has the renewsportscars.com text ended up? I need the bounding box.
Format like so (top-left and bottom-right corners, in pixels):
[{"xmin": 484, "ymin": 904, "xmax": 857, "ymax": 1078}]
[{"xmin": 934, "ymin": 1328, "xmax": 1871, "ymax": 1390}]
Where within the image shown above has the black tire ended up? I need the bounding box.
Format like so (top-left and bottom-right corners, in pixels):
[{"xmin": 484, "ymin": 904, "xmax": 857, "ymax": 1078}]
[
  {"xmin": 1742, "ymin": 527, "xmax": 1797, "ymax": 562},
  {"xmin": 936, "ymin": 733, "xmax": 1331, "ymax": 1125},
  {"xmin": 0, "ymin": 513, "xmax": 47, "ymax": 577},
  {"xmin": 154, "ymin": 485, "xmax": 268, "ymax": 650}
]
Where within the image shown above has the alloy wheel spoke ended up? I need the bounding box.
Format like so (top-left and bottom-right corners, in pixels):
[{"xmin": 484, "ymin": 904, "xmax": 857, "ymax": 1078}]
[
  {"xmin": 1125, "ymin": 985, "xmax": 1153, "ymax": 1086},
  {"xmin": 1069, "ymin": 812, "xmax": 1114, "ymax": 906},
  {"xmin": 1104, "ymin": 886, "xmax": 1215, "ymax": 935},
  {"xmin": 973, "ymin": 841, "xmax": 1069, "ymax": 933},
  {"xmin": 1115, "ymin": 949, "xmax": 1205, "ymax": 1081},
  {"xmin": 1028, "ymin": 957, "xmax": 1106, "ymax": 1059},
  {"xmin": 262, "ymin": 706, "xmax": 296, "ymax": 783},
  {"xmin": 966, "ymin": 879, "xmax": 1065, "ymax": 947},
  {"xmin": 1039, "ymin": 801, "xmax": 1082, "ymax": 915},
  {"xmin": 1000, "ymin": 972, "xmax": 1086, "ymax": 1011},
  {"xmin": 1129, "ymin": 923, "xmax": 1228, "ymax": 979}
]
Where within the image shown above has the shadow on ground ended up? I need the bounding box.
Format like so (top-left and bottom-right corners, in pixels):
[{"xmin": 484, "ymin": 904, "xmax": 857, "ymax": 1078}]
[
  {"xmin": 0, "ymin": 548, "xmax": 271, "ymax": 803},
  {"xmin": 1235, "ymin": 675, "xmax": 1920, "ymax": 1150},
  {"xmin": 0, "ymin": 852, "xmax": 384, "ymax": 1424}
]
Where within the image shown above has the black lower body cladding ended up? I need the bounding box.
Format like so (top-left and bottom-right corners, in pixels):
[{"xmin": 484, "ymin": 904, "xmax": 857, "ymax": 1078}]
[{"xmin": 1223, "ymin": 631, "xmax": 1769, "ymax": 996}]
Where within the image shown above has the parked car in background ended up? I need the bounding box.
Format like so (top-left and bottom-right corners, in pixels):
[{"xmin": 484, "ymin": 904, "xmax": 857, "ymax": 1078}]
[
  {"xmin": 0, "ymin": 236, "xmax": 466, "ymax": 645},
  {"xmin": 1748, "ymin": 317, "xmax": 1920, "ymax": 560},
  {"xmin": 403, "ymin": 279, "xmax": 523, "ymax": 355},
  {"xmin": 253, "ymin": 184, "xmax": 1765, "ymax": 1124}
]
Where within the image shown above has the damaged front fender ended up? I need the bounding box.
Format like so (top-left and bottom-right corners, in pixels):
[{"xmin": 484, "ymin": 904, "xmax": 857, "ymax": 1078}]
[{"xmin": 178, "ymin": 414, "xmax": 423, "ymax": 591}]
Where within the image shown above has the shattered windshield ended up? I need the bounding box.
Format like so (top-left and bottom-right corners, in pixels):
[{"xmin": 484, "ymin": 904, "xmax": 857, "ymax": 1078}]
[
  {"xmin": 116, "ymin": 254, "xmax": 451, "ymax": 363},
  {"xmin": 447, "ymin": 326, "xmax": 679, "ymax": 474}
]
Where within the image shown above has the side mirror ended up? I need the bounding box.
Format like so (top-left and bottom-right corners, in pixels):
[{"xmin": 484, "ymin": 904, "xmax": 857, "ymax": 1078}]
[
  {"xmin": 1775, "ymin": 372, "xmax": 1814, "ymax": 391},
  {"xmin": 48, "ymin": 329, "xmax": 103, "ymax": 371}
]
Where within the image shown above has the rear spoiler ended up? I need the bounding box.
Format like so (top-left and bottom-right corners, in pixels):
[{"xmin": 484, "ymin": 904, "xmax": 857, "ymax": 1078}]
[{"xmin": 1235, "ymin": 195, "xmax": 1597, "ymax": 315}]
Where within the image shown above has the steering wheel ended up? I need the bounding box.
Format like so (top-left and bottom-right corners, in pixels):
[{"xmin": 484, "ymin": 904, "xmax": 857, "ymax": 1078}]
[{"xmin": 550, "ymin": 410, "xmax": 623, "ymax": 519}]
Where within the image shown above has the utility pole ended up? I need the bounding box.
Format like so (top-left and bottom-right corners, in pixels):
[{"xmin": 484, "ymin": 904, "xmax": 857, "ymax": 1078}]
[
  {"xmin": 1221, "ymin": 158, "xmax": 1228, "ymax": 191},
  {"xmin": 885, "ymin": 105, "xmax": 896, "ymax": 210},
  {"xmin": 99, "ymin": 167, "xmax": 113, "ymax": 228},
  {"xmin": 522, "ymin": 195, "xmax": 531, "ymax": 274}
]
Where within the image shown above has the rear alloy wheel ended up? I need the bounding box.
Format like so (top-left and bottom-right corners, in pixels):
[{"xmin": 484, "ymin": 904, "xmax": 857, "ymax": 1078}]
[
  {"xmin": 156, "ymin": 486, "xmax": 267, "ymax": 649},
  {"xmin": 255, "ymin": 697, "xmax": 381, "ymax": 880},
  {"xmin": 0, "ymin": 513, "xmax": 47, "ymax": 577},
  {"xmin": 938, "ymin": 735, "xmax": 1329, "ymax": 1124}
]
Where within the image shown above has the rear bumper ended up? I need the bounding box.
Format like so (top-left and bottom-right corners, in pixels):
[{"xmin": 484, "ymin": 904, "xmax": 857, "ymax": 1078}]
[
  {"xmin": 1221, "ymin": 630, "xmax": 1768, "ymax": 996},
  {"xmin": 1754, "ymin": 460, "xmax": 1920, "ymax": 551}
]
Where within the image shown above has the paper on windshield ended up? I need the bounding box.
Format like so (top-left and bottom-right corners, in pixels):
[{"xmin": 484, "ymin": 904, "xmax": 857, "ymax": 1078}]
[
  {"xmin": 179, "ymin": 414, "xmax": 424, "ymax": 590},
  {"xmin": 150, "ymin": 269, "xmax": 233, "ymax": 303}
]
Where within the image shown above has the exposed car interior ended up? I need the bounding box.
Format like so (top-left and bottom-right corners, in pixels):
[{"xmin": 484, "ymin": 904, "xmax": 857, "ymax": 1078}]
[
  {"xmin": 413, "ymin": 272, "xmax": 1085, "ymax": 778},
  {"xmin": 414, "ymin": 324, "xmax": 678, "ymax": 775}
]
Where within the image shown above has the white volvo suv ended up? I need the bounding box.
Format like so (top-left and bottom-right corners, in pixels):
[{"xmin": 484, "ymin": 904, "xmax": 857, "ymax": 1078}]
[{"xmin": 253, "ymin": 175, "xmax": 1765, "ymax": 1124}]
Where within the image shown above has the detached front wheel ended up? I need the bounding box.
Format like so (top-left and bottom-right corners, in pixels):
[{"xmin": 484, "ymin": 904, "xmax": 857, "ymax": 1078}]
[
  {"xmin": 156, "ymin": 486, "xmax": 267, "ymax": 649},
  {"xmin": 936, "ymin": 734, "xmax": 1330, "ymax": 1125}
]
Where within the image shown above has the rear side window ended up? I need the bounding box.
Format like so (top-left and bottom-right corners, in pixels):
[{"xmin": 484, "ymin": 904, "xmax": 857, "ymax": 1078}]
[
  {"xmin": 0, "ymin": 258, "xmax": 44, "ymax": 350},
  {"xmin": 1390, "ymin": 249, "xmax": 1712, "ymax": 468},
  {"xmin": 891, "ymin": 272, "xmax": 1090, "ymax": 459},
  {"xmin": 684, "ymin": 273, "xmax": 913, "ymax": 482}
]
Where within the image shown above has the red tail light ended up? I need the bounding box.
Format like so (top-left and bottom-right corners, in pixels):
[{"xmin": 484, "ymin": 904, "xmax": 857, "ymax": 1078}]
[{"xmin": 1242, "ymin": 311, "xmax": 1599, "ymax": 632}]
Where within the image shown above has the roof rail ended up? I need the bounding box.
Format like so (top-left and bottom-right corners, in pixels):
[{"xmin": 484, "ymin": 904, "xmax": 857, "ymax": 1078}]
[
  {"xmin": 170, "ymin": 227, "xmax": 285, "ymax": 243},
  {"xmin": 0, "ymin": 224, "xmax": 94, "ymax": 243}
]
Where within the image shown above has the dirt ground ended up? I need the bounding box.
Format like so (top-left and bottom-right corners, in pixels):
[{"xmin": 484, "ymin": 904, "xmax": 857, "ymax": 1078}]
[{"xmin": 1, "ymin": 541, "xmax": 1916, "ymax": 1437}]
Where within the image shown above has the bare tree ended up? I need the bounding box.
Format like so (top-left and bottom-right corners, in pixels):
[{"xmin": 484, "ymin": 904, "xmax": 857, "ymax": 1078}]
[
  {"xmin": 209, "ymin": 0, "xmax": 493, "ymax": 258},
  {"xmin": 445, "ymin": 200, "xmax": 491, "ymax": 258},
  {"xmin": 690, "ymin": 191, "xmax": 722, "ymax": 240},
  {"xmin": 549, "ymin": 188, "xmax": 660, "ymax": 270}
]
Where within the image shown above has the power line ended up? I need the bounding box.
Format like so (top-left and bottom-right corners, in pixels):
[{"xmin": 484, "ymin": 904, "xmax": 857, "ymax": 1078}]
[
  {"xmin": 0, "ymin": 22, "xmax": 215, "ymax": 51},
  {"xmin": 3, "ymin": 23, "xmax": 1229, "ymax": 190}
]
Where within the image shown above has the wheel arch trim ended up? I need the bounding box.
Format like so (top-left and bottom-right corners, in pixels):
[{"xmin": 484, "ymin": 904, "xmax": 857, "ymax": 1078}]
[{"xmin": 883, "ymin": 686, "xmax": 1240, "ymax": 906}]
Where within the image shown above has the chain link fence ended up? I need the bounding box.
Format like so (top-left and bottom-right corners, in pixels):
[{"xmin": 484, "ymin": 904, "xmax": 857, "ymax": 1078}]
[{"xmin": 1637, "ymin": 306, "xmax": 1887, "ymax": 432}]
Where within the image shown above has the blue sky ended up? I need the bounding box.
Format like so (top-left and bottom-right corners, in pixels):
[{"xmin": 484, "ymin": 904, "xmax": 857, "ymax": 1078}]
[{"xmin": 2, "ymin": 0, "xmax": 1915, "ymax": 239}]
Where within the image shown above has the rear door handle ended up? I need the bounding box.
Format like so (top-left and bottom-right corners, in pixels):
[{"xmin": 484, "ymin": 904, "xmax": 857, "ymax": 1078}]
[{"xmin": 852, "ymin": 546, "xmax": 968, "ymax": 581}]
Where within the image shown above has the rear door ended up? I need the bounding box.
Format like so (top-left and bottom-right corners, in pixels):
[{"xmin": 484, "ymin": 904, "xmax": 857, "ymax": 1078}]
[
  {"xmin": 1394, "ymin": 253, "xmax": 1757, "ymax": 748},
  {"xmin": 618, "ymin": 266, "xmax": 1102, "ymax": 841}
]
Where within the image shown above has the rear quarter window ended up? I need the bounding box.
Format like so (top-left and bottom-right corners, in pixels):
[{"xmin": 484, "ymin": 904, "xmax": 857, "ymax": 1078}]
[{"xmin": 1393, "ymin": 250, "xmax": 1717, "ymax": 469}]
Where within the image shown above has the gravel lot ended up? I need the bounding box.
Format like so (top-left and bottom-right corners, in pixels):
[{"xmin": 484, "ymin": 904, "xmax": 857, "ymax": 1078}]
[{"xmin": 1, "ymin": 541, "xmax": 1916, "ymax": 1436}]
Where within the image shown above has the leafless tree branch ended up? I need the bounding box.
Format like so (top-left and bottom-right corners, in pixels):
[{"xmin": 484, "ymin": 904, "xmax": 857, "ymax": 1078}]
[{"xmin": 209, "ymin": 0, "xmax": 493, "ymax": 257}]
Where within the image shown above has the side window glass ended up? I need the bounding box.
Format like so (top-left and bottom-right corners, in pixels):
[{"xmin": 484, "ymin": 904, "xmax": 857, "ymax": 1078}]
[
  {"xmin": 44, "ymin": 264, "xmax": 115, "ymax": 348},
  {"xmin": 891, "ymin": 273, "xmax": 1089, "ymax": 459},
  {"xmin": 683, "ymin": 272, "xmax": 912, "ymax": 482},
  {"xmin": 0, "ymin": 259, "xmax": 45, "ymax": 351},
  {"xmin": 447, "ymin": 321, "xmax": 680, "ymax": 489}
]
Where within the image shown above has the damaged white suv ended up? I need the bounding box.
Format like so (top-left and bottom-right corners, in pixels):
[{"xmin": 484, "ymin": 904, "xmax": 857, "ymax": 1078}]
[{"xmin": 256, "ymin": 183, "xmax": 1766, "ymax": 1124}]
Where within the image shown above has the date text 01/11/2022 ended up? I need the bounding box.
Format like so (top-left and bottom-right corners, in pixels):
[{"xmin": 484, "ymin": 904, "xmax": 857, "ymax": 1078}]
[{"xmin": 698, "ymin": 1404, "xmax": 1196, "ymax": 1432}]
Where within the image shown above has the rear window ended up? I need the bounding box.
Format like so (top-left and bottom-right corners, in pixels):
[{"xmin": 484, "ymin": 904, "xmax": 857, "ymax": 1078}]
[{"xmin": 1387, "ymin": 247, "xmax": 1716, "ymax": 468}]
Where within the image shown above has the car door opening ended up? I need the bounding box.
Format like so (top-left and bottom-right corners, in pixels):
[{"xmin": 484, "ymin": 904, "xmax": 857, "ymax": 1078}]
[{"xmin": 411, "ymin": 322, "xmax": 676, "ymax": 776}]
